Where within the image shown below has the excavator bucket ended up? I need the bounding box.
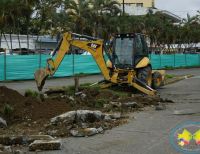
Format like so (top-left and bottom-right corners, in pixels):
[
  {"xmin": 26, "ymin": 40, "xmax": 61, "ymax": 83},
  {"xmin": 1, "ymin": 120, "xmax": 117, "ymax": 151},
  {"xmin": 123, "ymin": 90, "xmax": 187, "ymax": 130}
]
[{"xmin": 34, "ymin": 68, "xmax": 49, "ymax": 91}]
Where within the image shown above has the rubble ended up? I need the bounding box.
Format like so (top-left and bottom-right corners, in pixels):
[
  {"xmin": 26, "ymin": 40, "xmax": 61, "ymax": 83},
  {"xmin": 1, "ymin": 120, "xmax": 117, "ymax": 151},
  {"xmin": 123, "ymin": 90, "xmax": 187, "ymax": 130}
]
[
  {"xmin": 76, "ymin": 110, "xmax": 104, "ymax": 123},
  {"xmin": 14, "ymin": 150, "xmax": 23, "ymax": 154},
  {"xmin": 29, "ymin": 140, "xmax": 62, "ymax": 151},
  {"xmin": 70, "ymin": 127, "xmax": 104, "ymax": 137},
  {"xmin": 155, "ymin": 102, "xmax": 166, "ymax": 111},
  {"xmin": 4, "ymin": 146, "xmax": 12, "ymax": 153},
  {"xmin": 109, "ymin": 113, "xmax": 122, "ymax": 119},
  {"xmin": 122, "ymin": 102, "xmax": 138, "ymax": 108},
  {"xmin": 0, "ymin": 135, "xmax": 54, "ymax": 146},
  {"xmin": 70, "ymin": 130, "xmax": 84, "ymax": 137},
  {"xmin": 0, "ymin": 86, "xmax": 174, "ymax": 141},
  {"xmin": 0, "ymin": 144, "xmax": 4, "ymax": 151},
  {"xmin": 84, "ymin": 128, "xmax": 98, "ymax": 136},
  {"xmin": 0, "ymin": 117, "xmax": 7, "ymax": 128},
  {"xmin": 50, "ymin": 111, "xmax": 76, "ymax": 124},
  {"xmin": 110, "ymin": 102, "xmax": 122, "ymax": 108}
]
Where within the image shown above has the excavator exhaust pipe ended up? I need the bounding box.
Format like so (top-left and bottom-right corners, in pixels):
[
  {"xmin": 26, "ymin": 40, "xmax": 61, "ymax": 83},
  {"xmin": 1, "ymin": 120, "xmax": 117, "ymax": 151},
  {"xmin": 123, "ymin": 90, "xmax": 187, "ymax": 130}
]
[{"xmin": 34, "ymin": 68, "xmax": 49, "ymax": 91}]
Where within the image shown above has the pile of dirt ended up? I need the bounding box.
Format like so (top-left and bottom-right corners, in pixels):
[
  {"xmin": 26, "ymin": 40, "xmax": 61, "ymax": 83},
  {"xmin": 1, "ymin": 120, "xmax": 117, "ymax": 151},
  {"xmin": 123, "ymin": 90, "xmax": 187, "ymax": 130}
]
[
  {"xmin": 0, "ymin": 86, "xmax": 174, "ymax": 137},
  {"xmin": 0, "ymin": 86, "xmax": 71, "ymax": 123}
]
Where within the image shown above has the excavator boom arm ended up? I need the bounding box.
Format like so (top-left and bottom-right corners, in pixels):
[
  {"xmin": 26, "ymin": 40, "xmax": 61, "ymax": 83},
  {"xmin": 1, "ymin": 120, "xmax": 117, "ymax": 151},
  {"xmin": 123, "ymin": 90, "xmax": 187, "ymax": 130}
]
[{"xmin": 34, "ymin": 32, "xmax": 110, "ymax": 91}]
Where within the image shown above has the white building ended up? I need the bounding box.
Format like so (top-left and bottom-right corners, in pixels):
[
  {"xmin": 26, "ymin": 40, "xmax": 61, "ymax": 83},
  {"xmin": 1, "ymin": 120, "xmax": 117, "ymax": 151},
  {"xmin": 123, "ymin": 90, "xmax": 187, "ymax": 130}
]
[{"xmin": 0, "ymin": 34, "xmax": 58, "ymax": 54}]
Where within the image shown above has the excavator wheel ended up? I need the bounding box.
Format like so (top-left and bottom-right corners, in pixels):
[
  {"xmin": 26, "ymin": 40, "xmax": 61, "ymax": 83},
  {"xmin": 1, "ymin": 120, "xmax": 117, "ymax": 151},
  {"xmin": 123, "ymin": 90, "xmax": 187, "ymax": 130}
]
[
  {"xmin": 137, "ymin": 65, "xmax": 152, "ymax": 87},
  {"xmin": 152, "ymin": 71, "xmax": 163, "ymax": 89}
]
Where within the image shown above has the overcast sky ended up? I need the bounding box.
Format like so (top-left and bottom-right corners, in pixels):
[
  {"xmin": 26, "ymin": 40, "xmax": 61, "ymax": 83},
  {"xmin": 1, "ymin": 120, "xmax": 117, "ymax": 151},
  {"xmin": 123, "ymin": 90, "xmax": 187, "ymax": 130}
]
[{"xmin": 156, "ymin": 0, "xmax": 200, "ymax": 19}]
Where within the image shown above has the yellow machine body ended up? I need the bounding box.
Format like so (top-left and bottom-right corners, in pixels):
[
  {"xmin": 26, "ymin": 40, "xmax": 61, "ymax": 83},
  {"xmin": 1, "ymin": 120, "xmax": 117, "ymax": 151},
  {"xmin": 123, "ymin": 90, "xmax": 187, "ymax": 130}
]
[{"xmin": 34, "ymin": 32, "xmax": 163, "ymax": 95}]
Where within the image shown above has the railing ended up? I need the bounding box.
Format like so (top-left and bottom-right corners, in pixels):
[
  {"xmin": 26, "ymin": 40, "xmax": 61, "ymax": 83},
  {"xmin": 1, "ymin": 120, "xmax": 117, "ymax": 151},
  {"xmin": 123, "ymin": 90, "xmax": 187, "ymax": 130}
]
[{"xmin": 0, "ymin": 54, "xmax": 200, "ymax": 81}]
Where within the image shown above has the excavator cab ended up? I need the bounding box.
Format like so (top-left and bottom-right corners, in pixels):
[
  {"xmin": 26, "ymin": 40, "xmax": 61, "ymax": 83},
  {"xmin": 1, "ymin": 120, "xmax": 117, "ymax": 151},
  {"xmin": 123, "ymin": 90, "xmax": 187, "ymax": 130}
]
[{"xmin": 111, "ymin": 33, "xmax": 149, "ymax": 69}]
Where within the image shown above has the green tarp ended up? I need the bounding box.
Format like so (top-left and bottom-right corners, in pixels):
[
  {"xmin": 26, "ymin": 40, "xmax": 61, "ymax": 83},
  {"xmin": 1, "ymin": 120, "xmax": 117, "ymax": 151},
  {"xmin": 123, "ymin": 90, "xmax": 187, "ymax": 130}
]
[{"xmin": 0, "ymin": 54, "xmax": 200, "ymax": 81}]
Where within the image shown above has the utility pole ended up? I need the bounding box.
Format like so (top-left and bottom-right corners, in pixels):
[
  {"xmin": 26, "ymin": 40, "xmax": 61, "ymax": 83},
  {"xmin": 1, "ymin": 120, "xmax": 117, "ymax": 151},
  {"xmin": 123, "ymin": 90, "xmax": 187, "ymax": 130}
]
[{"xmin": 122, "ymin": 0, "xmax": 125, "ymax": 16}]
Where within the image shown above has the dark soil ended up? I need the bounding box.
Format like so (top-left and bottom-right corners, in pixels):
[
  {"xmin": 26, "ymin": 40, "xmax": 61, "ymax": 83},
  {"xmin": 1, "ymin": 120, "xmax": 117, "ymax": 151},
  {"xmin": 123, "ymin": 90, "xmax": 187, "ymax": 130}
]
[
  {"xmin": 0, "ymin": 86, "xmax": 71, "ymax": 123},
  {"xmin": 0, "ymin": 86, "xmax": 173, "ymax": 137}
]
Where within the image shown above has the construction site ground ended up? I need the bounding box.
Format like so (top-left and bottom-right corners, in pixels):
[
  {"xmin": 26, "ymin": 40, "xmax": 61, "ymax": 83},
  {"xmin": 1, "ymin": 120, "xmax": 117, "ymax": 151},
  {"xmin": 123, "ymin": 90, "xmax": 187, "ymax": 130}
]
[{"xmin": 0, "ymin": 68, "xmax": 200, "ymax": 153}]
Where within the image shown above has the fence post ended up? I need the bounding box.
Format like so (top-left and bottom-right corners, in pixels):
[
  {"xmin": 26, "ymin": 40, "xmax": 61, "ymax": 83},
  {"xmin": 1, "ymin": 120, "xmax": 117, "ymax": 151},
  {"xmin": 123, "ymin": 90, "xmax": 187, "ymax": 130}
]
[
  {"xmin": 4, "ymin": 49, "xmax": 6, "ymax": 81},
  {"xmin": 174, "ymin": 53, "xmax": 176, "ymax": 68},
  {"xmin": 72, "ymin": 52, "xmax": 75, "ymax": 76},
  {"xmin": 159, "ymin": 54, "xmax": 162, "ymax": 68},
  {"xmin": 39, "ymin": 40, "xmax": 42, "ymax": 68},
  {"xmin": 185, "ymin": 54, "xmax": 187, "ymax": 67},
  {"xmin": 199, "ymin": 54, "xmax": 200, "ymax": 66}
]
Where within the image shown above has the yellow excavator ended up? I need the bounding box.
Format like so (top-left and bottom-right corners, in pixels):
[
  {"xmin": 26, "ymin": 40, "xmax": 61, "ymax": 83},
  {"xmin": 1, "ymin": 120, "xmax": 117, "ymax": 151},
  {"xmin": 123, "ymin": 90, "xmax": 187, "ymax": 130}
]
[{"xmin": 34, "ymin": 32, "xmax": 164, "ymax": 95}]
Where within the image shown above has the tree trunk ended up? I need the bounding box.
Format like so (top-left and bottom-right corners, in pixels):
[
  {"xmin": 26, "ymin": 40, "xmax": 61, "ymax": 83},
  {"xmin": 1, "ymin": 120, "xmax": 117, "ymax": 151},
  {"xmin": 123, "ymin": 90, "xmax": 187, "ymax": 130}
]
[
  {"xmin": 27, "ymin": 32, "xmax": 29, "ymax": 50},
  {"xmin": 17, "ymin": 33, "xmax": 21, "ymax": 53},
  {"xmin": 9, "ymin": 30, "xmax": 13, "ymax": 54},
  {"xmin": 17, "ymin": 22, "xmax": 21, "ymax": 53},
  {"xmin": 0, "ymin": 31, "xmax": 2, "ymax": 48},
  {"xmin": 3, "ymin": 33, "xmax": 10, "ymax": 51}
]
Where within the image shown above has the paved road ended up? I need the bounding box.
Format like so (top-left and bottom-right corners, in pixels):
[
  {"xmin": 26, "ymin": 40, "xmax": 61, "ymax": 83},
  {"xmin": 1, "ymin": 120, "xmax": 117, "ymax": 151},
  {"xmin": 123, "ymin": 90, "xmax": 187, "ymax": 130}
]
[
  {"xmin": 0, "ymin": 68, "xmax": 199, "ymax": 94},
  {"xmin": 1, "ymin": 68, "xmax": 200, "ymax": 154},
  {"xmin": 38, "ymin": 68, "xmax": 200, "ymax": 154},
  {"xmin": 0, "ymin": 74, "xmax": 104, "ymax": 94}
]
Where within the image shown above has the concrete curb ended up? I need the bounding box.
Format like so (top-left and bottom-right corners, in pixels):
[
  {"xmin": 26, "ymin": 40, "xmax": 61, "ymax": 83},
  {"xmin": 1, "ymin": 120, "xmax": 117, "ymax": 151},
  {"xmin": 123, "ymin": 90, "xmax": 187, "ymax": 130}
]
[{"xmin": 164, "ymin": 74, "xmax": 194, "ymax": 86}]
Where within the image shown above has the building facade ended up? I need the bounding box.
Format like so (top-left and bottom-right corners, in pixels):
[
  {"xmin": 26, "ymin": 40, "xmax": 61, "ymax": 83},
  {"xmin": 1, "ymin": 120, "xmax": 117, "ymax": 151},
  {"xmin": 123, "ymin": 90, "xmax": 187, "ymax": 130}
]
[{"xmin": 118, "ymin": 0, "xmax": 155, "ymax": 8}]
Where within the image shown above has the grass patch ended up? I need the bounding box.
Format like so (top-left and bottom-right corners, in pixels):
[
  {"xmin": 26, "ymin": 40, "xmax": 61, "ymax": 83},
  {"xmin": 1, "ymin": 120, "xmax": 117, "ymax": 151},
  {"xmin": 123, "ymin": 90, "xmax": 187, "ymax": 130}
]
[
  {"xmin": 24, "ymin": 89, "xmax": 39, "ymax": 98},
  {"xmin": 94, "ymin": 99, "xmax": 107, "ymax": 108},
  {"xmin": 165, "ymin": 74, "xmax": 176, "ymax": 79},
  {"xmin": 2, "ymin": 104, "xmax": 14, "ymax": 118}
]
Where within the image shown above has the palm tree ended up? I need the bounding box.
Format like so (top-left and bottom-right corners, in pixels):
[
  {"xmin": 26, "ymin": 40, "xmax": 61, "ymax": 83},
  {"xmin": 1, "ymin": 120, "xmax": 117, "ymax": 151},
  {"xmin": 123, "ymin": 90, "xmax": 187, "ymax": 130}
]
[
  {"xmin": 89, "ymin": 0, "xmax": 121, "ymax": 37},
  {"xmin": 64, "ymin": 0, "xmax": 92, "ymax": 34}
]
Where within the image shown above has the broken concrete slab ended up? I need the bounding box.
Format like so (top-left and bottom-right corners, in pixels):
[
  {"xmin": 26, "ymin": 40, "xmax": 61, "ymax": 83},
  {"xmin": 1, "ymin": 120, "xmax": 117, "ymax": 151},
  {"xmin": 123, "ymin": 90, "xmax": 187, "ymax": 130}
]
[
  {"xmin": 104, "ymin": 115, "xmax": 112, "ymax": 122},
  {"xmin": 29, "ymin": 140, "xmax": 62, "ymax": 151},
  {"xmin": 76, "ymin": 110, "xmax": 104, "ymax": 123},
  {"xmin": 51, "ymin": 111, "xmax": 76, "ymax": 124},
  {"xmin": 97, "ymin": 127, "xmax": 104, "ymax": 134},
  {"xmin": 70, "ymin": 127, "xmax": 104, "ymax": 137},
  {"xmin": 83, "ymin": 128, "xmax": 98, "ymax": 136},
  {"xmin": 27, "ymin": 135, "xmax": 54, "ymax": 144},
  {"xmin": 122, "ymin": 102, "xmax": 138, "ymax": 108},
  {"xmin": 0, "ymin": 135, "xmax": 54, "ymax": 145},
  {"xmin": 70, "ymin": 130, "xmax": 85, "ymax": 137},
  {"xmin": 110, "ymin": 113, "xmax": 121, "ymax": 119}
]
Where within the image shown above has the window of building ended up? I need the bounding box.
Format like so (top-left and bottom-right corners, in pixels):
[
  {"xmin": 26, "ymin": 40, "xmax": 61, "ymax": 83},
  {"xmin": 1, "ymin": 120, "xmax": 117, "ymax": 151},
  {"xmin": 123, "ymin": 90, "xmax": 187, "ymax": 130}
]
[{"xmin": 136, "ymin": 3, "xmax": 143, "ymax": 7}]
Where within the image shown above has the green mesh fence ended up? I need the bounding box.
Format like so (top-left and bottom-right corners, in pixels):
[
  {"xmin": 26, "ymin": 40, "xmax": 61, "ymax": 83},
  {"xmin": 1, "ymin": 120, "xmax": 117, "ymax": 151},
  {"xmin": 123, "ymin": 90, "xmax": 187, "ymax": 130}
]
[{"xmin": 0, "ymin": 54, "xmax": 200, "ymax": 81}]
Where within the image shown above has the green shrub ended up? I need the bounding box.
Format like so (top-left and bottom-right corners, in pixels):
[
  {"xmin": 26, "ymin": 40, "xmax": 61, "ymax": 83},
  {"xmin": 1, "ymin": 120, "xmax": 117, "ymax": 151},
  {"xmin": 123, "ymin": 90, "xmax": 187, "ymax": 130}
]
[
  {"xmin": 25, "ymin": 89, "xmax": 39, "ymax": 97},
  {"xmin": 94, "ymin": 99, "xmax": 107, "ymax": 108},
  {"xmin": 3, "ymin": 104, "xmax": 14, "ymax": 117}
]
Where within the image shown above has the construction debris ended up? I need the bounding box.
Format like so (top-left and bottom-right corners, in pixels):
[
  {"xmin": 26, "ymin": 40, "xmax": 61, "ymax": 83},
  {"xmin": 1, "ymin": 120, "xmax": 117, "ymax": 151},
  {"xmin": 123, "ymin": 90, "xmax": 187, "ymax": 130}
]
[
  {"xmin": 155, "ymin": 102, "xmax": 166, "ymax": 111},
  {"xmin": 0, "ymin": 86, "xmax": 173, "ymax": 140},
  {"xmin": 29, "ymin": 139, "xmax": 62, "ymax": 151},
  {"xmin": 0, "ymin": 117, "xmax": 7, "ymax": 128}
]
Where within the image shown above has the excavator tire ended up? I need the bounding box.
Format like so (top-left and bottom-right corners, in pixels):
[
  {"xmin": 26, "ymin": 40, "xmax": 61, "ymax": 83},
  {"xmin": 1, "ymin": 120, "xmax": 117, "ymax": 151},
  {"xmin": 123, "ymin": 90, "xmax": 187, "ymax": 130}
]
[
  {"xmin": 137, "ymin": 65, "xmax": 152, "ymax": 87},
  {"xmin": 152, "ymin": 71, "xmax": 163, "ymax": 89}
]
